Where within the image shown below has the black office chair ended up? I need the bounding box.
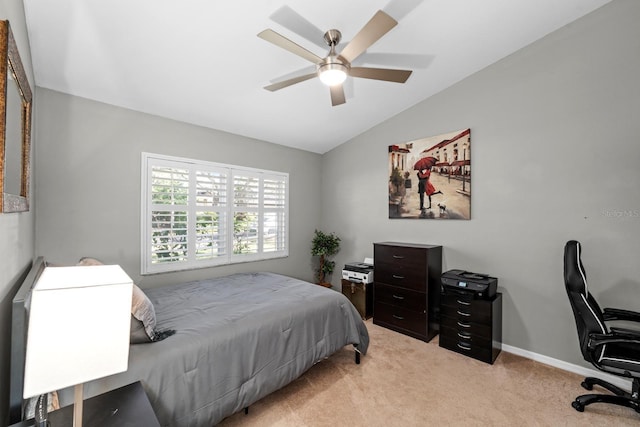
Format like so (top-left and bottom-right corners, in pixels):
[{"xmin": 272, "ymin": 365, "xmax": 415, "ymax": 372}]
[{"xmin": 564, "ymin": 240, "xmax": 640, "ymax": 413}]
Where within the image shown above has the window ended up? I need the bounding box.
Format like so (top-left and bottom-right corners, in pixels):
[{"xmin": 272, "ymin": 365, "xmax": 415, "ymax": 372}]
[{"xmin": 141, "ymin": 153, "xmax": 288, "ymax": 274}]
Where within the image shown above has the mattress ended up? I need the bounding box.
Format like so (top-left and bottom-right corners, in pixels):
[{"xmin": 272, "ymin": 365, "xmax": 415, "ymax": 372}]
[{"xmin": 58, "ymin": 272, "xmax": 369, "ymax": 426}]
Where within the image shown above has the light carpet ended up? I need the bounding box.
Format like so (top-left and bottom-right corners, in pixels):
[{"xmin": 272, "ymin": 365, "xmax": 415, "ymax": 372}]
[{"xmin": 218, "ymin": 320, "xmax": 639, "ymax": 426}]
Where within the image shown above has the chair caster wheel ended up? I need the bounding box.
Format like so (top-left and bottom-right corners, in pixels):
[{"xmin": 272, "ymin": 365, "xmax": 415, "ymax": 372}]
[
  {"xmin": 572, "ymin": 401, "xmax": 585, "ymax": 412},
  {"xmin": 581, "ymin": 381, "xmax": 593, "ymax": 390}
]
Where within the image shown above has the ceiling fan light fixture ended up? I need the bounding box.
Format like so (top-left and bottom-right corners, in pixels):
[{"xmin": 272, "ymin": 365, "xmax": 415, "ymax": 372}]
[
  {"xmin": 259, "ymin": 10, "xmax": 409, "ymax": 104},
  {"xmin": 318, "ymin": 62, "xmax": 348, "ymax": 86}
]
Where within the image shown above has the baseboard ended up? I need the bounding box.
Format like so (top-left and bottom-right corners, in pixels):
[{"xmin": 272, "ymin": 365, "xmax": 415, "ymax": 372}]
[{"xmin": 501, "ymin": 344, "xmax": 632, "ymax": 392}]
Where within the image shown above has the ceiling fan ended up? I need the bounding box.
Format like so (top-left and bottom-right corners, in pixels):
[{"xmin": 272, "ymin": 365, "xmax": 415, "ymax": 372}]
[{"xmin": 258, "ymin": 10, "xmax": 412, "ymax": 106}]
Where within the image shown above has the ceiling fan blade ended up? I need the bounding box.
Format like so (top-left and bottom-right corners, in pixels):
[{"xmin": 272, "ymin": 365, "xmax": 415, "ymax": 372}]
[
  {"xmin": 264, "ymin": 72, "xmax": 317, "ymax": 91},
  {"xmin": 339, "ymin": 10, "xmax": 397, "ymax": 63},
  {"xmin": 269, "ymin": 5, "xmax": 326, "ymax": 50},
  {"xmin": 383, "ymin": 0, "xmax": 424, "ymax": 22},
  {"xmin": 269, "ymin": 65, "xmax": 316, "ymax": 85},
  {"xmin": 258, "ymin": 29, "xmax": 323, "ymax": 64},
  {"xmin": 350, "ymin": 67, "xmax": 412, "ymax": 83},
  {"xmin": 330, "ymin": 85, "xmax": 346, "ymax": 106},
  {"xmin": 354, "ymin": 52, "xmax": 434, "ymax": 69}
]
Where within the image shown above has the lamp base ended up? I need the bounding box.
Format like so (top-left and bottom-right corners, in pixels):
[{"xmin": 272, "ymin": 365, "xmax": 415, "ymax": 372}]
[{"xmin": 73, "ymin": 383, "xmax": 83, "ymax": 427}]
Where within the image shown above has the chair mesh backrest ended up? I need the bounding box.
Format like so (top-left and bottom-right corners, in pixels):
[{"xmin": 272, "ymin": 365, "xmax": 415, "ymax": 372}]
[{"xmin": 563, "ymin": 240, "xmax": 608, "ymax": 363}]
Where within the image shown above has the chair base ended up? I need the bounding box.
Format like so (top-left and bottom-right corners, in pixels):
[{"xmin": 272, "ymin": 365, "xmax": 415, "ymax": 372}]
[{"xmin": 572, "ymin": 376, "xmax": 640, "ymax": 413}]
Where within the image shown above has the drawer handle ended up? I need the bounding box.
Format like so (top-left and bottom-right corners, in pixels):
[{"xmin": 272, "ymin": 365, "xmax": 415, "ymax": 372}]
[
  {"xmin": 392, "ymin": 274, "xmax": 405, "ymax": 279},
  {"xmin": 392, "ymin": 314, "xmax": 405, "ymax": 320},
  {"xmin": 457, "ymin": 343, "xmax": 472, "ymax": 351},
  {"xmin": 457, "ymin": 321, "xmax": 471, "ymax": 328},
  {"xmin": 457, "ymin": 332, "xmax": 471, "ymax": 340},
  {"xmin": 456, "ymin": 299, "xmax": 471, "ymax": 306},
  {"xmin": 457, "ymin": 310, "xmax": 471, "ymax": 317},
  {"xmin": 392, "ymin": 255, "xmax": 405, "ymax": 259},
  {"xmin": 392, "ymin": 294, "xmax": 405, "ymax": 300}
]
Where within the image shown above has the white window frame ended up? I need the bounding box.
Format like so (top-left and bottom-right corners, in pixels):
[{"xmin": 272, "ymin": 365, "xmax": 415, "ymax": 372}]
[{"xmin": 141, "ymin": 152, "xmax": 289, "ymax": 274}]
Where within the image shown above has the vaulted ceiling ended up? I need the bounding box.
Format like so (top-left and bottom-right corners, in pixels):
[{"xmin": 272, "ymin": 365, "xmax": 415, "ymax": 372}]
[{"xmin": 24, "ymin": 0, "xmax": 610, "ymax": 153}]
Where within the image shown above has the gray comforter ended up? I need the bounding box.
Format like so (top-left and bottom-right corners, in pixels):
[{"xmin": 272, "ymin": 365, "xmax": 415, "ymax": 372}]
[{"xmin": 61, "ymin": 272, "xmax": 369, "ymax": 426}]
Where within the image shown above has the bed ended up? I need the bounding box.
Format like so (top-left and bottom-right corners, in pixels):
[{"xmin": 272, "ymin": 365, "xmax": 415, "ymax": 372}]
[{"xmin": 10, "ymin": 257, "xmax": 369, "ymax": 426}]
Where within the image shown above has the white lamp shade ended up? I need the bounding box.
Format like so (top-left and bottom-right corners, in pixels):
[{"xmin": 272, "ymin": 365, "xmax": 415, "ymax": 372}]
[{"xmin": 23, "ymin": 265, "xmax": 133, "ymax": 398}]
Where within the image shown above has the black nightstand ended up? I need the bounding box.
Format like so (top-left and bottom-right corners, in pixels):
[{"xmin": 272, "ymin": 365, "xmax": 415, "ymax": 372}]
[
  {"xmin": 11, "ymin": 381, "xmax": 160, "ymax": 427},
  {"xmin": 341, "ymin": 279, "xmax": 373, "ymax": 319}
]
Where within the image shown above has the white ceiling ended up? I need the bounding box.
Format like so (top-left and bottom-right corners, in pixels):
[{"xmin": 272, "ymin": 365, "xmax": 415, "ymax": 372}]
[{"xmin": 23, "ymin": 0, "xmax": 610, "ymax": 154}]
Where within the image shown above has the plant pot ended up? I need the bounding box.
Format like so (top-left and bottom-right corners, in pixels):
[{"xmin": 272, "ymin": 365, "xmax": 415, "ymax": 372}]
[{"xmin": 319, "ymin": 282, "xmax": 332, "ymax": 288}]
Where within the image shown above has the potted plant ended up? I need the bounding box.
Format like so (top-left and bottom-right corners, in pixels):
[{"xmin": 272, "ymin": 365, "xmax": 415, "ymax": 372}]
[{"xmin": 311, "ymin": 229, "xmax": 341, "ymax": 287}]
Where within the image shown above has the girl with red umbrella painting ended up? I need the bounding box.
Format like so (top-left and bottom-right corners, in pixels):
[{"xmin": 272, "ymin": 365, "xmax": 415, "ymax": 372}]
[{"xmin": 414, "ymin": 157, "xmax": 442, "ymax": 211}]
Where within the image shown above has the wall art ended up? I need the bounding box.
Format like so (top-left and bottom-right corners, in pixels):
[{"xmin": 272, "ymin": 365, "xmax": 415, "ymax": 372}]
[{"xmin": 388, "ymin": 128, "xmax": 470, "ymax": 219}]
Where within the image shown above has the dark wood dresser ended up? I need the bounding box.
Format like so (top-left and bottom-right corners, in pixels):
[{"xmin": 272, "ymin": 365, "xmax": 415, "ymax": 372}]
[
  {"xmin": 373, "ymin": 242, "xmax": 442, "ymax": 342},
  {"xmin": 439, "ymin": 291, "xmax": 502, "ymax": 364}
]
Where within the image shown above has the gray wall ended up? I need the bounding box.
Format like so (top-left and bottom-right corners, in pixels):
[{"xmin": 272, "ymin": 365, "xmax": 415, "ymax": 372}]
[
  {"xmin": 34, "ymin": 89, "xmax": 322, "ymax": 288},
  {"xmin": 3, "ymin": 2, "xmax": 639, "ymax": 423},
  {"xmin": 0, "ymin": 1, "xmax": 34, "ymax": 425},
  {"xmin": 321, "ymin": 0, "xmax": 640, "ymax": 367}
]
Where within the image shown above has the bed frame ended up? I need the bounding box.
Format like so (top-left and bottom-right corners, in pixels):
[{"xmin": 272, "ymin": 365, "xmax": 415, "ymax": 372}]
[
  {"xmin": 9, "ymin": 257, "xmax": 46, "ymax": 424},
  {"xmin": 9, "ymin": 257, "xmax": 363, "ymax": 424}
]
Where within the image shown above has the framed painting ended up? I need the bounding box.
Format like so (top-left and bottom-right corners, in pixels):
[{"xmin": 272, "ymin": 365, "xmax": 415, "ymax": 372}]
[{"xmin": 388, "ymin": 128, "xmax": 470, "ymax": 219}]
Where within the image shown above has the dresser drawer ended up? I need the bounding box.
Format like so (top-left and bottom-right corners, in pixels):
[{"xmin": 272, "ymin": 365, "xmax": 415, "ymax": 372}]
[
  {"xmin": 374, "ymin": 244, "xmax": 428, "ymax": 265},
  {"xmin": 439, "ymin": 324, "xmax": 492, "ymax": 347},
  {"xmin": 373, "ymin": 301, "xmax": 427, "ymax": 337},
  {"xmin": 440, "ymin": 300, "xmax": 492, "ymax": 324},
  {"xmin": 440, "ymin": 314, "xmax": 492, "ymax": 339},
  {"xmin": 374, "ymin": 266, "xmax": 426, "ymax": 291},
  {"xmin": 374, "ymin": 283, "xmax": 426, "ymax": 312},
  {"xmin": 439, "ymin": 332, "xmax": 495, "ymax": 363},
  {"xmin": 440, "ymin": 292, "xmax": 473, "ymax": 308},
  {"xmin": 441, "ymin": 293, "xmax": 492, "ymax": 311}
]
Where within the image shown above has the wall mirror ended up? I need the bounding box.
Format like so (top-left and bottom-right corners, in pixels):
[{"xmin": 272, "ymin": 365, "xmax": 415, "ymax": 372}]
[{"xmin": 0, "ymin": 20, "xmax": 32, "ymax": 213}]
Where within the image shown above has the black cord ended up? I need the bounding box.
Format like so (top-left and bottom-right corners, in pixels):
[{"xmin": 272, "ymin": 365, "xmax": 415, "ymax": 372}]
[{"xmin": 34, "ymin": 394, "xmax": 49, "ymax": 427}]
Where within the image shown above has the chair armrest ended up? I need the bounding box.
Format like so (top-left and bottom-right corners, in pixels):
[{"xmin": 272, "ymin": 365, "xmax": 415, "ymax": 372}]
[
  {"xmin": 610, "ymin": 326, "xmax": 640, "ymax": 338},
  {"xmin": 588, "ymin": 331, "xmax": 640, "ymax": 350},
  {"xmin": 603, "ymin": 307, "xmax": 640, "ymax": 322}
]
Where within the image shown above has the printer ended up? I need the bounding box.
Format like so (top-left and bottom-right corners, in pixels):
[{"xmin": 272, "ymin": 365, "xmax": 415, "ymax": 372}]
[
  {"xmin": 441, "ymin": 269, "xmax": 497, "ymax": 300},
  {"xmin": 342, "ymin": 261, "xmax": 374, "ymax": 284}
]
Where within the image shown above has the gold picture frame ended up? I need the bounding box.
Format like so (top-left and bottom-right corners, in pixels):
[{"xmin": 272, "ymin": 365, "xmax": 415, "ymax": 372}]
[{"xmin": 0, "ymin": 20, "xmax": 32, "ymax": 213}]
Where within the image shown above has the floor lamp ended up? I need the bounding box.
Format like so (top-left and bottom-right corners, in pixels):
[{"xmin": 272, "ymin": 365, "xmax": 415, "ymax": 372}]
[{"xmin": 23, "ymin": 265, "xmax": 133, "ymax": 427}]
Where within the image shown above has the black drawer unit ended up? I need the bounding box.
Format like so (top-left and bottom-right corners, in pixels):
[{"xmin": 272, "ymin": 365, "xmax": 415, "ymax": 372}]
[
  {"xmin": 439, "ymin": 291, "xmax": 502, "ymax": 364},
  {"xmin": 373, "ymin": 242, "xmax": 442, "ymax": 342}
]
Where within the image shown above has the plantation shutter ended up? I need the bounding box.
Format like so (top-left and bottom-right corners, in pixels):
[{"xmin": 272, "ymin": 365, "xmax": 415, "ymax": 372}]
[
  {"xmin": 149, "ymin": 163, "xmax": 189, "ymax": 266},
  {"xmin": 142, "ymin": 153, "xmax": 288, "ymax": 274},
  {"xmin": 262, "ymin": 175, "xmax": 287, "ymax": 253},
  {"xmin": 195, "ymin": 168, "xmax": 229, "ymax": 261}
]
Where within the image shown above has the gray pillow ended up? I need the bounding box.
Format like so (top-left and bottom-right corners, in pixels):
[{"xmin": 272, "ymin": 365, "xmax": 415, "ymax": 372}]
[
  {"xmin": 76, "ymin": 256, "xmax": 105, "ymax": 266},
  {"xmin": 131, "ymin": 283, "xmax": 157, "ymax": 342},
  {"xmin": 130, "ymin": 315, "xmax": 151, "ymax": 344}
]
